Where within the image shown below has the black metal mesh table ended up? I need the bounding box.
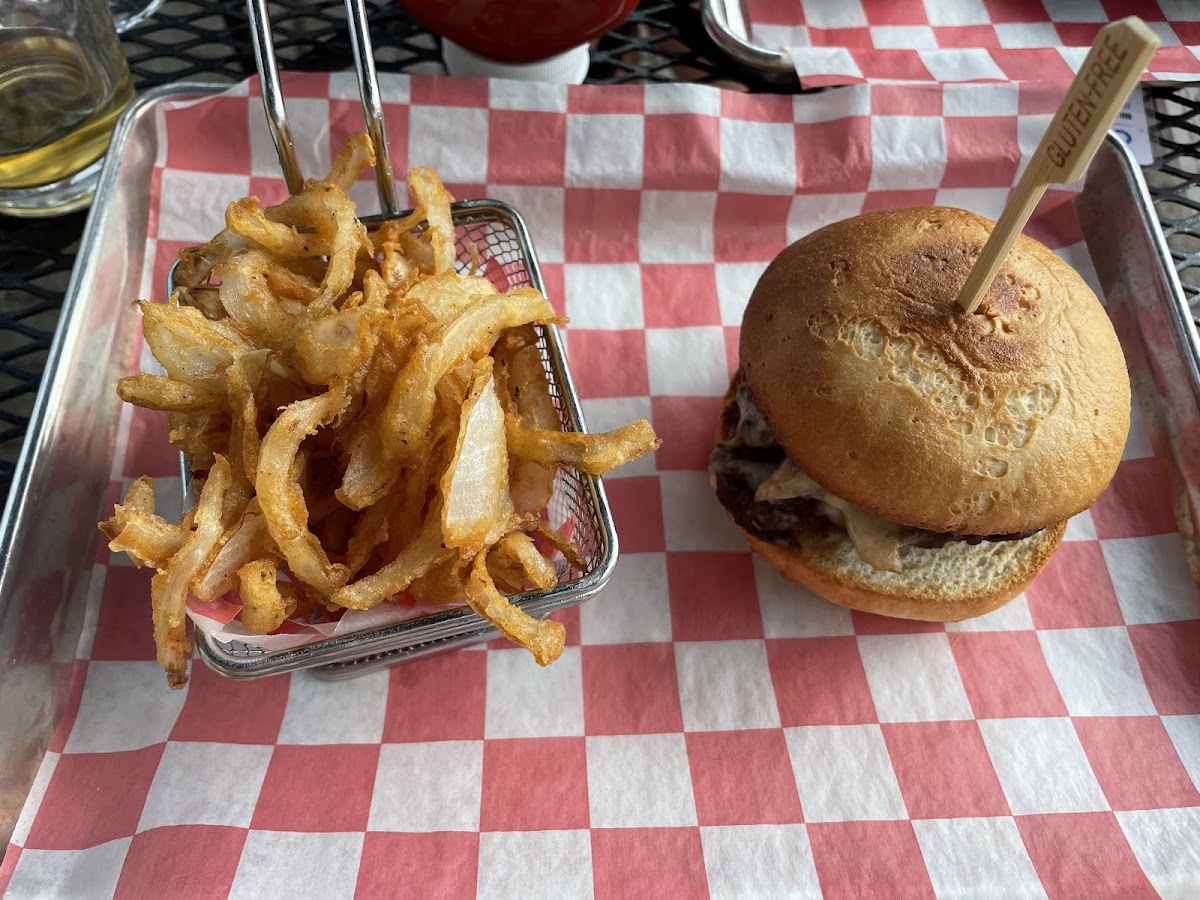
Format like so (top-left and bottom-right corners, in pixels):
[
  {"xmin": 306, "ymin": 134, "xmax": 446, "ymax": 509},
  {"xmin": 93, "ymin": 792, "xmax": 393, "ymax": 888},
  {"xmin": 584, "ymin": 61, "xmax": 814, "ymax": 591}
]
[
  {"xmin": 0, "ymin": 0, "xmax": 792, "ymax": 500},
  {"xmin": 0, "ymin": 1, "xmax": 1197, "ymax": 507},
  {"xmin": 1142, "ymin": 86, "xmax": 1200, "ymax": 321}
]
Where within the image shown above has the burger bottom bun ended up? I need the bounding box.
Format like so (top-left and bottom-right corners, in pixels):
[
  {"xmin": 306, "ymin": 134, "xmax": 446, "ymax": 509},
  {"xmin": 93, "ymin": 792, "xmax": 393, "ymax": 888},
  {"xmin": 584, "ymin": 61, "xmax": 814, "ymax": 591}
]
[{"xmin": 738, "ymin": 515, "xmax": 1067, "ymax": 622}]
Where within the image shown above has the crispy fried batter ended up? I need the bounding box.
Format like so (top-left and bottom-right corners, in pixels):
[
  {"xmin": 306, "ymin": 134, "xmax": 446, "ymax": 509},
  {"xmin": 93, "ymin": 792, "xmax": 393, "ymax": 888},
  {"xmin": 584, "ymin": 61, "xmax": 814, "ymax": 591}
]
[{"xmin": 102, "ymin": 136, "xmax": 658, "ymax": 687}]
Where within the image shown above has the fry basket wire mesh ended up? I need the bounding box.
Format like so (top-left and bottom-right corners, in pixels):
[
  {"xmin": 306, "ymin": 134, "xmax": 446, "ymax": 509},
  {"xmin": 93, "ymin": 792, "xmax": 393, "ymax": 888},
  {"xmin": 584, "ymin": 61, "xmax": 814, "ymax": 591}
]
[{"xmin": 189, "ymin": 200, "xmax": 617, "ymax": 680}]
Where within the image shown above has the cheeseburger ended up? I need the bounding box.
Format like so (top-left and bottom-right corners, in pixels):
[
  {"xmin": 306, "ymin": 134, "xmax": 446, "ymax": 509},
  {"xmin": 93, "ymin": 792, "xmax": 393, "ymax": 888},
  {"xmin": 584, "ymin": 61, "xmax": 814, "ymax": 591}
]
[{"xmin": 710, "ymin": 207, "xmax": 1130, "ymax": 621}]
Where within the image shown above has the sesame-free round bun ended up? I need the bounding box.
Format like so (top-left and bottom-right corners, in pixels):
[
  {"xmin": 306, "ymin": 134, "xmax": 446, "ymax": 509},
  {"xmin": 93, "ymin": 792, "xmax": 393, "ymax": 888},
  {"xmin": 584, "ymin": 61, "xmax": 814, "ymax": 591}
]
[
  {"xmin": 741, "ymin": 518, "xmax": 1067, "ymax": 621},
  {"xmin": 740, "ymin": 206, "xmax": 1129, "ymax": 536}
]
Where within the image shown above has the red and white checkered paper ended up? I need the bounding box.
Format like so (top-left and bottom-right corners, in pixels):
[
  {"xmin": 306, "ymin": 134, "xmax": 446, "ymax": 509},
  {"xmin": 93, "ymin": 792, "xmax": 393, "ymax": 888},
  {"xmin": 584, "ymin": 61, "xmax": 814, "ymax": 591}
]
[
  {"xmin": 742, "ymin": 0, "xmax": 1200, "ymax": 85},
  {"xmin": 3, "ymin": 70, "xmax": 1199, "ymax": 899}
]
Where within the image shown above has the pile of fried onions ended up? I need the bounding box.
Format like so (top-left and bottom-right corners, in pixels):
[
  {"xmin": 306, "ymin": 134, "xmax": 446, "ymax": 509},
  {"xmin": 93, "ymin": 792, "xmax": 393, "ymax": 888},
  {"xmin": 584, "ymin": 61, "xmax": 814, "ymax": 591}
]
[{"xmin": 100, "ymin": 134, "xmax": 659, "ymax": 688}]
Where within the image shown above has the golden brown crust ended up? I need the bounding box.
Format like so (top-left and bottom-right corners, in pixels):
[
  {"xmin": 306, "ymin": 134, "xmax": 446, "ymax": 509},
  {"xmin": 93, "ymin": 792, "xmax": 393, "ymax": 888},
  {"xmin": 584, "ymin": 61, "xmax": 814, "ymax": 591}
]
[
  {"xmin": 741, "ymin": 518, "xmax": 1067, "ymax": 622},
  {"xmin": 740, "ymin": 207, "xmax": 1129, "ymax": 535}
]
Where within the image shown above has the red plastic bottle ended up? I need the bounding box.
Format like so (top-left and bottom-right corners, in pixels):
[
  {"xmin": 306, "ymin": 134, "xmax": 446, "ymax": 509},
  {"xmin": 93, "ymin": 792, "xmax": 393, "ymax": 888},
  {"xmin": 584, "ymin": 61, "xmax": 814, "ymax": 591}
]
[{"xmin": 397, "ymin": 0, "xmax": 640, "ymax": 81}]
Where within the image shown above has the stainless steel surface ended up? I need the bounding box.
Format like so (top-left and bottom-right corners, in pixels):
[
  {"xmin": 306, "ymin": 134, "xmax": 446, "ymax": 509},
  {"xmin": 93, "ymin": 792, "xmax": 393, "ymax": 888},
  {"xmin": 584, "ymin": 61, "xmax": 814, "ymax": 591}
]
[
  {"xmin": 344, "ymin": 0, "xmax": 398, "ymax": 215},
  {"xmin": 1077, "ymin": 132, "xmax": 1200, "ymax": 580},
  {"xmin": 701, "ymin": 0, "xmax": 795, "ymax": 80},
  {"xmin": 246, "ymin": 0, "xmax": 304, "ymax": 193},
  {"xmin": 0, "ymin": 80, "xmax": 219, "ymax": 847},
  {"xmin": 188, "ymin": 199, "xmax": 618, "ymax": 681}
]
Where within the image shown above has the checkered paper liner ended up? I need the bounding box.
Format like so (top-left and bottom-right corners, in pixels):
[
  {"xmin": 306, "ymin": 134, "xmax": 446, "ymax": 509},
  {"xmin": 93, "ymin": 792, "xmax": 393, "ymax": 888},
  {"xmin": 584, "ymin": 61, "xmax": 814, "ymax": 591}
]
[
  {"xmin": 3, "ymin": 72, "xmax": 1200, "ymax": 899},
  {"xmin": 742, "ymin": 0, "xmax": 1200, "ymax": 85}
]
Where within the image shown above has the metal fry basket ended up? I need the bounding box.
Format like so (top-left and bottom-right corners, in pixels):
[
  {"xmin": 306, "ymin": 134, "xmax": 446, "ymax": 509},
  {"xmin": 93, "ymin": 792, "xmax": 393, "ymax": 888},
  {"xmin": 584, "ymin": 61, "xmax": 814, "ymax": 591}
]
[
  {"xmin": 183, "ymin": 3, "xmax": 619, "ymax": 680},
  {"xmin": 187, "ymin": 202, "xmax": 618, "ymax": 681}
]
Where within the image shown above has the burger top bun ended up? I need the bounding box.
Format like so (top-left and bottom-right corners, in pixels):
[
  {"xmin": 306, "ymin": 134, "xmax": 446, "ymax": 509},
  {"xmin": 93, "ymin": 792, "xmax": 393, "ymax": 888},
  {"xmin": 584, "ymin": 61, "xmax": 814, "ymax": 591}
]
[{"xmin": 740, "ymin": 206, "xmax": 1130, "ymax": 536}]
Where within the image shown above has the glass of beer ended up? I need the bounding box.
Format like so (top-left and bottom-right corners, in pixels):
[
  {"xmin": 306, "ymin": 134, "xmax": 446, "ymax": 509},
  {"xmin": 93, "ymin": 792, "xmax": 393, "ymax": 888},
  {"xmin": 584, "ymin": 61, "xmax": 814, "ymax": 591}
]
[{"xmin": 0, "ymin": 0, "xmax": 134, "ymax": 217}]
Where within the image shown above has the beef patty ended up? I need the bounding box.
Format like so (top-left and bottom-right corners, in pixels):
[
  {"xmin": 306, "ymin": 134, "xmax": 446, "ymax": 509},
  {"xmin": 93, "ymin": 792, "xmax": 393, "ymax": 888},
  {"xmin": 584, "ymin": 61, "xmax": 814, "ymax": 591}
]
[{"xmin": 709, "ymin": 376, "xmax": 1041, "ymax": 557}]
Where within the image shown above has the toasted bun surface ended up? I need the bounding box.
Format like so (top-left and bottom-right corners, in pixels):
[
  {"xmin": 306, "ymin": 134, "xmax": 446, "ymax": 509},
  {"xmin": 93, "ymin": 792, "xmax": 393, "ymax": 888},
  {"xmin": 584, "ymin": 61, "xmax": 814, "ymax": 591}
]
[
  {"xmin": 740, "ymin": 206, "xmax": 1129, "ymax": 535},
  {"xmin": 741, "ymin": 518, "xmax": 1067, "ymax": 621}
]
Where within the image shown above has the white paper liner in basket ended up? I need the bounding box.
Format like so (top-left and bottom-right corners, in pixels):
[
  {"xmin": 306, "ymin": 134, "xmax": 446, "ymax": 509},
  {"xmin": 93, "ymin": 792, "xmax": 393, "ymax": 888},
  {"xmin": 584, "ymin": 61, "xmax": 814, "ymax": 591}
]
[{"xmin": 184, "ymin": 503, "xmax": 580, "ymax": 654}]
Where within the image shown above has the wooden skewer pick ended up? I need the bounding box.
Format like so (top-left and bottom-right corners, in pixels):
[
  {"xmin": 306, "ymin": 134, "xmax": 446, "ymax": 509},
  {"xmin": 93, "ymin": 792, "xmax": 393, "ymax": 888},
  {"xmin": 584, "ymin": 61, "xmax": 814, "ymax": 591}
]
[{"xmin": 956, "ymin": 17, "xmax": 1159, "ymax": 314}]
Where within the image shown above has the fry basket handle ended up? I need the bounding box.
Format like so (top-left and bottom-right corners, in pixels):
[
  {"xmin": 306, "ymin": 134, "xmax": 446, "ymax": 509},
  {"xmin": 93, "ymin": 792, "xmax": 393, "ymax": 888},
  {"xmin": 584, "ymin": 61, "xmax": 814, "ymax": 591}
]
[{"xmin": 244, "ymin": 0, "xmax": 400, "ymax": 213}]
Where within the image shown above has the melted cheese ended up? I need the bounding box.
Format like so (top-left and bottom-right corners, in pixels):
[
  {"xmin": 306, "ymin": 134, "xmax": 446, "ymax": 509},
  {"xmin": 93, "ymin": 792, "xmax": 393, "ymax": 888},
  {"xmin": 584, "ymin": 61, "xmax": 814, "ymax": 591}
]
[
  {"xmin": 732, "ymin": 383, "xmax": 775, "ymax": 448},
  {"xmin": 754, "ymin": 460, "xmax": 905, "ymax": 572}
]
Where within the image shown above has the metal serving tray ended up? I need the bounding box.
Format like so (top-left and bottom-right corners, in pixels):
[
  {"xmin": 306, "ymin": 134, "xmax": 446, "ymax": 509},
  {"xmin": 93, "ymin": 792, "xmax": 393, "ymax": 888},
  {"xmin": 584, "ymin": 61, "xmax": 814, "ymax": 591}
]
[
  {"xmin": 1077, "ymin": 132, "xmax": 1200, "ymax": 580},
  {"xmin": 185, "ymin": 200, "xmax": 617, "ymax": 681},
  {"xmin": 0, "ymin": 81, "xmax": 212, "ymax": 843},
  {"xmin": 0, "ymin": 80, "xmax": 617, "ymax": 840}
]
